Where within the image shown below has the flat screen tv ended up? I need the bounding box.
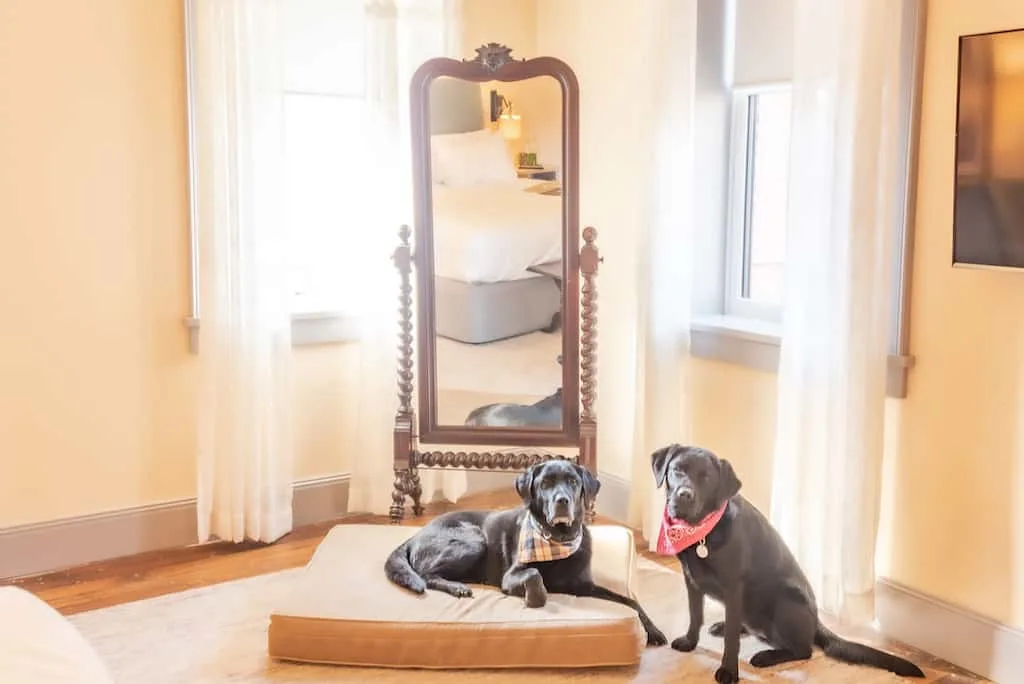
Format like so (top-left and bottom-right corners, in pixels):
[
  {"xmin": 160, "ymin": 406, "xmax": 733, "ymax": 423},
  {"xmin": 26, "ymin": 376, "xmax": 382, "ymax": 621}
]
[{"xmin": 953, "ymin": 28, "xmax": 1024, "ymax": 270}]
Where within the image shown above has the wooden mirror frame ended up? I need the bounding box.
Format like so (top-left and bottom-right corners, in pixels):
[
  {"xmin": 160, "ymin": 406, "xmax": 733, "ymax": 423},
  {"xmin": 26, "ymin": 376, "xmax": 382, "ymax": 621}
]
[{"xmin": 390, "ymin": 44, "xmax": 601, "ymax": 524}]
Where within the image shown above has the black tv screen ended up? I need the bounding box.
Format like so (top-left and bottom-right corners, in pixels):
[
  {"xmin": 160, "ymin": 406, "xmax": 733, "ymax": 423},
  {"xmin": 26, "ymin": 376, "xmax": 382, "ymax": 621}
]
[{"xmin": 953, "ymin": 28, "xmax": 1024, "ymax": 269}]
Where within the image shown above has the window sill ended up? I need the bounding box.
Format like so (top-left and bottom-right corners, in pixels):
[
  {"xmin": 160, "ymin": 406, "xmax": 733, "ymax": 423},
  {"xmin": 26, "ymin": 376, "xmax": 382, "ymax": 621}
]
[
  {"xmin": 184, "ymin": 313, "xmax": 361, "ymax": 353},
  {"xmin": 689, "ymin": 314, "xmax": 781, "ymax": 373},
  {"xmin": 689, "ymin": 314, "xmax": 915, "ymax": 399},
  {"xmin": 291, "ymin": 311, "xmax": 361, "ymax": 346}
]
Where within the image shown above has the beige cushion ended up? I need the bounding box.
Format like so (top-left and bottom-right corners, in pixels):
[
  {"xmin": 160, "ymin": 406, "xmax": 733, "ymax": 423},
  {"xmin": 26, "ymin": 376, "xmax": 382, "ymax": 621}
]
[
  {"xmin": 0, "ymin": 587, "xmax": 114, "ymax": 684},
  {"xmin": 268, "ymin": 523, "xmax": 645, "ymax": 669}
]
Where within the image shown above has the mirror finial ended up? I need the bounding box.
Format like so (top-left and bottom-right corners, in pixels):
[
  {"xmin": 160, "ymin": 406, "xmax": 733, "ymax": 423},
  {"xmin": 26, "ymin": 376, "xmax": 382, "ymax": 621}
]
[{"xmin": 465, "ymin": 43, "xmax": 523, "ymax": 73}]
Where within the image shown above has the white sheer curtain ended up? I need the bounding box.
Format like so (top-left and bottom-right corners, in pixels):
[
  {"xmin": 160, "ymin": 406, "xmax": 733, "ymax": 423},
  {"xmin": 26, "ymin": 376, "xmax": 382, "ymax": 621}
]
[
  {"xmin": 348, "ymin": 0, "xmax": 466, "ymax": 514},
  {"xmin": 191, "ymin": 0, "xmax": 295, "ymax": 544},
  {"xmin": 628, "ymin": 0, "xmax": 698, "ymax": 550},
  {"xmin": 769, "ymin": 0, "xmax": 905, "ymax": 619},
  {"xmin": 190, "ymin": 0, "xmax": 465, "ymax": 536}
]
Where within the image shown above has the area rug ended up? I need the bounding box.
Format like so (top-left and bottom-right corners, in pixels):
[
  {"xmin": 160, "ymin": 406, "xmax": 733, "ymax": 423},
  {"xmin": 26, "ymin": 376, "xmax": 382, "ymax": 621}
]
[{"xmin": 69, "ymin": 559, "xmax": 921, "ymax": 683}]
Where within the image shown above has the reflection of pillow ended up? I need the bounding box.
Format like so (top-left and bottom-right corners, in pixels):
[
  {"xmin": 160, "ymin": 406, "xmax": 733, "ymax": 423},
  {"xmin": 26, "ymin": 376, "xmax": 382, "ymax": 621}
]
[{"xmin": 431, "ymin": 129, "xmax": 517, "ymax": 186}]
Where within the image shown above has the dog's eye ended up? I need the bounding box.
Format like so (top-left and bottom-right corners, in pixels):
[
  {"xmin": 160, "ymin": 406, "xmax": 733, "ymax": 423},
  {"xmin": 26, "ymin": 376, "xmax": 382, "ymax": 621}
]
[{"xmin": 567, "ymin": 477, "xmax": 579, "ymax": 488}]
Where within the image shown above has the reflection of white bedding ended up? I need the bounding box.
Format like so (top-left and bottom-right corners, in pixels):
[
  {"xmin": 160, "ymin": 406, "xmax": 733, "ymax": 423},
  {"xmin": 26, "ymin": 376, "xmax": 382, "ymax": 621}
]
[{"xmin": 432, "ymin": 178, "xmax": 562, "ymax": 283}]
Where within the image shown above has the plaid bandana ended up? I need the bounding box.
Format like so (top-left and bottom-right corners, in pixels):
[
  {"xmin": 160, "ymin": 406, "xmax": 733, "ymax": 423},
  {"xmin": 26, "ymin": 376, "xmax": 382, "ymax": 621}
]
[{"xmin": 516, "ymin": 513, "xmax": 583, "ymax": 564}]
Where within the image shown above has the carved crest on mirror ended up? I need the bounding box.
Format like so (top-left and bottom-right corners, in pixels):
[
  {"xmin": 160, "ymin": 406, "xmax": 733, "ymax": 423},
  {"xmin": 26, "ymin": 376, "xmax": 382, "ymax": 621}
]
[
  {"xmin": 465, "ymin": 42, "xmax": 524, "ymax": 72},
  {"xmin": 389, "ymin": 44, "xmax": 601, "ymax": 524}
]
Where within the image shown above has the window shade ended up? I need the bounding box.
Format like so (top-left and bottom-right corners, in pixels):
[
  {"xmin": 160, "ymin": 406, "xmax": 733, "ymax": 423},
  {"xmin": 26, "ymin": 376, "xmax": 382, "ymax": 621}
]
[{"xmin": 731, "ymin": 0, "xmax": 793, "ymax": 87}]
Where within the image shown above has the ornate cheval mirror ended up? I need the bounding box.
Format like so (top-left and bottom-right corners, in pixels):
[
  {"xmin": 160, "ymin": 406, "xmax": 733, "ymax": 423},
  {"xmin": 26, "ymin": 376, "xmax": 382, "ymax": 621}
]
[{"xmin": 389, "ymin": 44, "xmax": 601, "ymax": 523}]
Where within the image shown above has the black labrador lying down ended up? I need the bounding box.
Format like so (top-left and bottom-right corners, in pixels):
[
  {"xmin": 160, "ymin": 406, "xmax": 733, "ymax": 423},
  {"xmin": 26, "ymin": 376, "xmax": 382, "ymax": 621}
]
[
  {"xmin": 463, "ymin": 387, "xmax": 563, "ymax": 427},
  {"xmin": 651, "ymin": 444, "xmax": 925, "ymax": 683},
  {"xmin": 385, "ymin": 459, "xmax": 667, "ymax": 646}
]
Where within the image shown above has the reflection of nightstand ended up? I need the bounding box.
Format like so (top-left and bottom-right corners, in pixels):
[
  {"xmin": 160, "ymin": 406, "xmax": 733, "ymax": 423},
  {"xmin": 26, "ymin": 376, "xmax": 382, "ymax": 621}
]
[
  {"xmin": 527, "ymin": 260, "xmax": 563, "ymax": 333},
  {"xmin": 518, "ymin": 166, "xmax": 557, "ymax": 181}
]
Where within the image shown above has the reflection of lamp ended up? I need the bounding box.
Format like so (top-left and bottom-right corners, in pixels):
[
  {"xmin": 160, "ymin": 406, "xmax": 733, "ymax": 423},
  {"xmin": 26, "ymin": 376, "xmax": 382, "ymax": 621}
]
[
  {"xmin": 489, "ymin": 89, "xmax": 510, "ymax": 121},
  {"xmin": 499, "ymin": 113, "xmax": 521, "ymax": 140}
]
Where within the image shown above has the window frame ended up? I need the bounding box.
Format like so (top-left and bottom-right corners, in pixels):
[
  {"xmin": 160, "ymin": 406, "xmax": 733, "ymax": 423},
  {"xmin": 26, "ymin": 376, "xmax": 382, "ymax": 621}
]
[
  {"xmin": 687, "ymin": 0, "xmax": 925, "ymax": 400},
  {"xmin": 181, "ymin": 0, "xmax": 367, "ymax": 351},
  {"xmin": 722, "ymin": 83, "xmax": 792, "ymax": 325}
]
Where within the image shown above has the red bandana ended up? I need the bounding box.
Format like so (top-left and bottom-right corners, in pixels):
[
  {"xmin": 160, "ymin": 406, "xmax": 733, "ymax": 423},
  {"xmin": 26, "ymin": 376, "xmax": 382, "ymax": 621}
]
[{"xmin": 656, "ymin": 501, "xmax": 729, "ymax": 556}]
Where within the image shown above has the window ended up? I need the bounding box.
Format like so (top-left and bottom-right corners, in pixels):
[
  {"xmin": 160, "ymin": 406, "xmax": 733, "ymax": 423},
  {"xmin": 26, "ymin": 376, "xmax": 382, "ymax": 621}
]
[
  {"xmin": 724, "ymin": 86, "xmax": 793, "ymax": 322},
  {"xmin": 282, "ymin": 0, "xmax": 368, "ymax": 317},
  {"xmin": 280, "ymin": 0, "xmax": 454, "ymax": 320}
]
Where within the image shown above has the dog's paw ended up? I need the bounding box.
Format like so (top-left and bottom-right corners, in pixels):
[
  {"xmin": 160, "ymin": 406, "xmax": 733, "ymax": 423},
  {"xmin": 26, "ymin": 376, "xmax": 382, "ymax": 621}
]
[
  {"xmin": 645, "ymin": 627, "xmax": 668, "ymax": 647},
  {"xmin": 524, "ymin": 589, "xmax": 547, "ymax": 608},
  {"xmin": 670, "ymin": 635, "xmax": 699, "ymax": 652},
  {"xmin": 708, "ymin": 621, "xmax": 750, "ymax": 639},
  {"xmin": 748, "ymin": 651, "xmax": 774, "ymax": 668},
  {"xmin": 404, "ymin": 578, "xmax": 426, "ymax": 594},
  {"xmin": 523, "ymin": 574, "xmax": 547, "ymax": 608},
  {"xmin": 708, "ymin": 621, "xmax": 750, "ymax": 638},
  {"xmin": 452, "ymin": 585, "xmax": 473, "ymax": 598},
  {"xmin": 714, "ymin": 666, "xmax": 739, "ymax": 684}
]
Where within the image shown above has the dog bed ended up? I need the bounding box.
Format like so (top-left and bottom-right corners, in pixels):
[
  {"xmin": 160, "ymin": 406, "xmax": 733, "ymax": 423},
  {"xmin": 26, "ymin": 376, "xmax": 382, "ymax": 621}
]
[{"xmin": 267, "ymin": 523, "xmax": 646, "ymax": 670}]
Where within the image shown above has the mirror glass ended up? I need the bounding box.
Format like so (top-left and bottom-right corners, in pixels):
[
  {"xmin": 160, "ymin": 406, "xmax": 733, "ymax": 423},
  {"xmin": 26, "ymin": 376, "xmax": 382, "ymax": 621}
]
[{"xmin": 428, "ymin": 74, "xmax": 565, "ymax": 430}]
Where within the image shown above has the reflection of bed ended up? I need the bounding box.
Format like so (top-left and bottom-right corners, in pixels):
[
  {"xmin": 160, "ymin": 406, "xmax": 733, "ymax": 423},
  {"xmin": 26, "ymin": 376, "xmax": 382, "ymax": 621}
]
[{"xmin": 428, "ymin": 77, "xmax": 562, "ymax": 344}]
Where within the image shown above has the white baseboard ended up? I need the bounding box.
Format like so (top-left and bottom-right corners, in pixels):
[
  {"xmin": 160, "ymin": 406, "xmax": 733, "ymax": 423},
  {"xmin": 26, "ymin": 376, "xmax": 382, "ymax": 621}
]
[
  {"xmin": 876, "ymin": 577, "xmax": 1024, "ymax": 682},
  {"xmin": 0, "ymin": 469, "xmax": 627, "ymax": 582},
  {"xmin": 595, "ymin": 470, "xmax": 631, "ymax": 524},
  {"xmin": 463, "ymin": 469, "xmax": 517, "ymax": 496},
  {"xmin": 0, "ymin": 474, "xmax": 350, "ymax": 581}
]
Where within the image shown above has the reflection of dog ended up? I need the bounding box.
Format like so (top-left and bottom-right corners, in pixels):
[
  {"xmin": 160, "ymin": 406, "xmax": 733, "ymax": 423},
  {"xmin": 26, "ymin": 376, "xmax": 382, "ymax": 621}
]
[
  {"xmin": 464, "ymin": 388, "xmax": 562, "ymax": 427},
  {"xmin": 651, "ymin": 444, "xmax": 926, "ymax": 683},
  {"xmin": 384, "ymin": 459, "xmax": 667, "ymax": 646}
]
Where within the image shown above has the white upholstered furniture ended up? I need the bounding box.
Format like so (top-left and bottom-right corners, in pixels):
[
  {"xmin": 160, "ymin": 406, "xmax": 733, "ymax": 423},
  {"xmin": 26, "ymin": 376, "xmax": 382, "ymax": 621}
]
[{"xmin": 0, "ymin": 586, "xmax": 114, "ymax": 684}]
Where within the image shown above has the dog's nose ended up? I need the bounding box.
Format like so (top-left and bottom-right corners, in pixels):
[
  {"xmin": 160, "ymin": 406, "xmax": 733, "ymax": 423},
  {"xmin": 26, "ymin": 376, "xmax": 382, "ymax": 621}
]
[
  {"xmin": 676, "ymin": 488, "xmax": 694, "ymax": 502},
  {"xmin": 554, "ymin": 494, "xmax": 570, "ymax": 508}
]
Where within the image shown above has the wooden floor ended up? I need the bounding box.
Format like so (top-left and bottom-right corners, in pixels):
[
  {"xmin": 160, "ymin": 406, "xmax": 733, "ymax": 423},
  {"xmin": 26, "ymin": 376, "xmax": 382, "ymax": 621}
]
[{"xmin": 5, "ymin": 490, "xmax": 984, "ymax": 682}]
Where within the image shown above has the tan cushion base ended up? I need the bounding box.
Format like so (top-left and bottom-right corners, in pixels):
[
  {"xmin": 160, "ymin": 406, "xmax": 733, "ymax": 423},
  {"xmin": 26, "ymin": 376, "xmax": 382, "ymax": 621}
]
[{"xmin": 267, "ymin": 523, "xmax": 644, "ymax": 670}]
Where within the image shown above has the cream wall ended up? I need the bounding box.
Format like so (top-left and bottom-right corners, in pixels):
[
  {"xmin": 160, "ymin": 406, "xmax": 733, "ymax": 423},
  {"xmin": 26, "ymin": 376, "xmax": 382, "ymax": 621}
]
[
  {"xmin": 461, "ymin": 0, "xmax": 536, "ymax": 55},
  {"xmin": 533, "ymin": 0, "xmax": 781, "ymax": 501},
  {"xmin": 4, "ymin": 0, "xmax": 1023, "ymax": 636},
  {"xmin": 0, "ymin": 0, "xmax": 555, "ymax": 531},
  {"xmin": 0, "ymin": 0, "xmax": 358, "ymax": 528},
  {"xmin": 689, "ymin": 361, "xmax": 777, "ymax": 513},
  {"xmin": 460, "ymin": 0, "xmax": 562, "ymax": 168},
  {"xmin": 534, "ymin": 0, "xmax": 651, "ymax": 482},
  {"xmin": 534, "ymin": 0, "xmax": 1024, "ymax": 634},
  {"xmin": 688, "ymin": 0, "xmax": 1024, "ymax": 632},
  {"xmin": 882, "ymin": 0, "xmax": 1024, "ymax": 630}
]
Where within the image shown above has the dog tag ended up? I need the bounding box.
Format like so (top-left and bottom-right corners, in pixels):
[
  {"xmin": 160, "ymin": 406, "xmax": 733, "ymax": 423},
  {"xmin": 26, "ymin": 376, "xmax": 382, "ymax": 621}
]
[{"xmin": 695, "ymin": 539, "xmax": 709, "ymax": 559}]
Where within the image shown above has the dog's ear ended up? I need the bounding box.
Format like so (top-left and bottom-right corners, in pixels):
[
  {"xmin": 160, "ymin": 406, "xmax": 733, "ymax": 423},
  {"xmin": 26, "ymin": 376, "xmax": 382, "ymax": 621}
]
[
  {"xmin": 574, "ymin": 464, "xmax": 601, "ymax": 504},
  {"xmin": 650, "ymin": 444, "xmax": 678, "ymax": 488},
  {"xmin": 716, "ymin": 458, "xmax": 742, "ymax": 501},
  {"xmin": 515, "ymin": 465, "xmax": 538, "ymax": 503}
]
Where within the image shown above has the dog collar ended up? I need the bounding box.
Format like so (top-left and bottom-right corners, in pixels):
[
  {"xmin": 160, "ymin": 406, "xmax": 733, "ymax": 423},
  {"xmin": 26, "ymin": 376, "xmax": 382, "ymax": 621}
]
[
  {"xmin": 517, "ymin": 513, "xmax": 583, "ymax": 564},
  {"xmin": 656, "ymin": 501, "xmax": 729, "ymax": 557}
]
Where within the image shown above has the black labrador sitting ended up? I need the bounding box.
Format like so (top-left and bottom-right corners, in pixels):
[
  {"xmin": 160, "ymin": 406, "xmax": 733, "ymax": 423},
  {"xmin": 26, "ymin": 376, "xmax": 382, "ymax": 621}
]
[
  {"xmin": 651, "ymin": 444, "xmax": 925, "ymax": 683},
  {"xmin": 385, "ymin": 459, "xmax": 667, "ymax": 646}
]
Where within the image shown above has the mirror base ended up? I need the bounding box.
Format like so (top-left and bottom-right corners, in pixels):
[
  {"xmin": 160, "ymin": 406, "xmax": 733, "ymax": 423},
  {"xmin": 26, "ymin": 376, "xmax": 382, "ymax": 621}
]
[{"xmin": 388, "ymin": 452, "xmax": 598, "ymax": 525}]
